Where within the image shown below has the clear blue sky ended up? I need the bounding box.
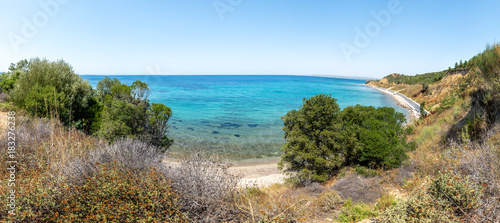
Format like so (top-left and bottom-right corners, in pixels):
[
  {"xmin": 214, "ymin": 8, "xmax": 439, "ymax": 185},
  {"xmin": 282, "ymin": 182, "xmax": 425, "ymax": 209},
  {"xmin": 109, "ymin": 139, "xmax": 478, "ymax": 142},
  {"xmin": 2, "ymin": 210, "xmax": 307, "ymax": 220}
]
[{"xmin": 1, "ymin": 0, "xmax": 500, "ymax": 78}]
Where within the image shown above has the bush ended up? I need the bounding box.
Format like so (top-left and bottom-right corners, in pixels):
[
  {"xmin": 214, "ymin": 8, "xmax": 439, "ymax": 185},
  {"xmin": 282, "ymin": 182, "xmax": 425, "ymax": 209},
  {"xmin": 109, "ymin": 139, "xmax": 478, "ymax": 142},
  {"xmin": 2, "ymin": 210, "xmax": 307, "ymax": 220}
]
[
  {"xmin": 377, "ymin": 192, "xmax": 457, "ymax": 223},
  {"xmin": 315, "ymin": 190, "xmax": 343, "ymax": 212},
  {"xmin": 279, "ymin": 94, "xmax": 411, "ymax": 183},
  {"xmin": 59, "ymin": 162, "xmax": 187, "ymax": 222},
  {"xmin": 165, "ymin": 153, "xmax": 241, "ymax": 222},
  {"xmin": 428, "ymin": 170, "xmax": 482, "ymax": 216},
  {"xmin": 336, "ymin": 198, "xmax": 376, "ymax": 223},
  {"xmin": 96, "ymin": 77, "xmax": 173, "ymax": 151},
  {"xmin": 443, "ymin": 141, "xmax": 499, "ymax": 221},
  {"xmin": 476, "ymin": 43, "xmax": 500, "ymax": 90},
  {"xmin": 65, "ymin": 138, "xmax": 164, "ymax": 184},
  {"xmin": 9, "ymin": 58, "xmax": 96, "ymax": 129},
  {"xmin": 0, "ymin": 173, "xmax": 66, "ymax": 222},
  {"xmin": 332, "ymin": 174, "xmax": 381, "ymax": 204}
]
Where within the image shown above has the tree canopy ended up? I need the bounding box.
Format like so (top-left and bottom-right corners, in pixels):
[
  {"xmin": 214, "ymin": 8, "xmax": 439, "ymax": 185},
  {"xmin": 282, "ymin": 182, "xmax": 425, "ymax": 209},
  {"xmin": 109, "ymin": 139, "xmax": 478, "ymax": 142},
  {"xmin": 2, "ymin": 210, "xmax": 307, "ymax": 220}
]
[{"xmin": 279, "ymin": 94, "xmax": 413, "ymax": 182}]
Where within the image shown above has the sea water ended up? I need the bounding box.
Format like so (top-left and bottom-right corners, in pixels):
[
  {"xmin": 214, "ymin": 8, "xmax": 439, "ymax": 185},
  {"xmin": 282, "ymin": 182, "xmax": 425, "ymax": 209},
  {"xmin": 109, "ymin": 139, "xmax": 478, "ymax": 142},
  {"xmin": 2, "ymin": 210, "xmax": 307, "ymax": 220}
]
[{"xmin": 81, "ymin": 75, "xmax": 408, "ymax": 159}]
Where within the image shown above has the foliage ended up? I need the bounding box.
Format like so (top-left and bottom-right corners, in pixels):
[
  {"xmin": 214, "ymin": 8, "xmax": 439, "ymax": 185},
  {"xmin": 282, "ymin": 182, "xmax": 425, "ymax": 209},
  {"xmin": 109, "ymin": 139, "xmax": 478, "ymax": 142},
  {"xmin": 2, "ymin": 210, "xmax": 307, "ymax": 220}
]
[
  {"xmin": 0, "ymin": 59, "xmax": 28, "ymax": 93},
  {"xmin": 428, "ymin": 169, "xmax": 482, "ymax": 216},
  {"xmin": 443, "ymin": 141, "xmax": 500, "ymax": 222},
  {"xmin": 95, "ymin": 77, "xmax": 173, "ymax": 151},
  {"xmin": 279, "ymin": 94, "xmax": 343, "ymax": 182},
  {"xmin": 0, "ymin": 71, "xmax": 20, "ymax": 92},
  {"xmin": 58, "ymin": 163, "xmax": 187, "ymax": 222},
  {"xmin": 353, "ymin": 165, "xmax": 380, "ymax": 177},
  {"xmin": 383, "ymin": 71, "xmax": 446, "ymax": 85},
  {"xmin": 421, "ymin": 83, "xmax": 429, "ymax": 94},
  {"xmin": 419, "ymin": 102, "xmax": 426, "ymax": 118},
  {"xmin": 377, "ymin": 192, "xmax": 458, "ymax": 223},
  {"xmin": 339, "ymin": 105, "xmax": 410, "ymax": 168},
  {"xmin": 336, "ymin": 198, "xmax": 377, "ymax": 223},
  {"xmin": 279, "ymin": 94, "xmax": 412, "ymax": 183},
  {"xmin": 4, "ymin": 58, "xmax": 173, "ymax": 150},
  {"xmin": 147, "ymin": 103, "xmax": 173, "ymax": 151},
  {"xmin": 475, "ymin": 43, "xmax": 500, "ymax": 90},
  {"xmin": 378, "ymin": 169, "xmax": 482, "ymax": 222},
  {"xmin": 9, "ymin": 58, "xmax": 96, "ymax": 129},
  {"xmin": 315, "ymin": 190, "xmax": 343, "ymax": 212}
]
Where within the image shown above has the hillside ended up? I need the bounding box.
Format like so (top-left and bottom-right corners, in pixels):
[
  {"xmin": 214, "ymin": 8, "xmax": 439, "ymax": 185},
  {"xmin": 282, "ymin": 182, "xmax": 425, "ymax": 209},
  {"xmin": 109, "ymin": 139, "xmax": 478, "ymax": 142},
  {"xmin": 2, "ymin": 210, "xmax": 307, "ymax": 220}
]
[
  {"xmin": 1, "ymin": 44, "xmax": 499, "ymax": 222},
  {"xmin": 364, "ymin": 44, "xmax": 500, "ymax": 222}
]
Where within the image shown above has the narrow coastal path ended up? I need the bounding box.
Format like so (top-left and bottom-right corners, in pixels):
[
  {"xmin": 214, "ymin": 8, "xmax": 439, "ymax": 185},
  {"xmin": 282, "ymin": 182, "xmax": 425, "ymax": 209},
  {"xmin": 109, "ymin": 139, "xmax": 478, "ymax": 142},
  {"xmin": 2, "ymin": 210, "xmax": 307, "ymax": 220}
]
[{"xmin": 365, "ymin": 84, "xmax": 428, "ymax": 120}]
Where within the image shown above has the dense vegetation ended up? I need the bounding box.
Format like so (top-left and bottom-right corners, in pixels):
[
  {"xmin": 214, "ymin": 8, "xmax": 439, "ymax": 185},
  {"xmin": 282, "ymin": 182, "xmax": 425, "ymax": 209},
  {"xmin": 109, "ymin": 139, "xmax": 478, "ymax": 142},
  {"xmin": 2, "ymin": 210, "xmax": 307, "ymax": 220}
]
[
  {"xmin": 279, "ymin": 94, "xmax": 414, "ymax": 183},
  {"xmin": 381, "ymin": 71, "xmax": 447, "ymax": 85},
  {"xmin": 2, "ymin": 58, "xmax": 173, "ymax": 151}
]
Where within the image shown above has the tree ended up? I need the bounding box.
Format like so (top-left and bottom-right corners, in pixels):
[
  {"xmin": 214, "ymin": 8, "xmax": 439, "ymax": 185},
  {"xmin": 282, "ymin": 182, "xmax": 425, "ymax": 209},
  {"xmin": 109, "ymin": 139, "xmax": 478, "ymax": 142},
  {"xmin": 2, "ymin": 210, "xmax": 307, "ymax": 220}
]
[
  {"xmin": 95, "ymin": 78, "xmax": 173, "ymax": 152},
  {"xmin": 279, "ymin": 94, "xmax": 412, "ymax": 183},
  {"xmin": 476, "ymin": 43, "xmax": 500, "ymax": 89},
  {"xmin": 96, "ymin": 77, "xmax": 121, "ymax": 102},
  {"xmin": 339, "ymin": 105, "xmax": 410, "ymax": 168},
  {"xmin": 279, "ymin": 94, "xmax": 343, "ymax": 182},
  {"xmin": 148, "ymin": 103, "xmax": 173, "ymax": 152},
  {"xmin": 131, "ymin": 80, "xmax": 150, "ymax": 101},
  {"xmin": 421, "ymin": 83, "xmax": 429, "ymax": 94},
  {"xmin": 10, "ymin": 58, "xmax": 95, "ymax": 127},
  {"xmin": 420, "ymin": 102, "xmax": 426, "ymax": 119},
  {"xmin": 8, "ymin": 59, "xmax": 28, "ymax": 72}
]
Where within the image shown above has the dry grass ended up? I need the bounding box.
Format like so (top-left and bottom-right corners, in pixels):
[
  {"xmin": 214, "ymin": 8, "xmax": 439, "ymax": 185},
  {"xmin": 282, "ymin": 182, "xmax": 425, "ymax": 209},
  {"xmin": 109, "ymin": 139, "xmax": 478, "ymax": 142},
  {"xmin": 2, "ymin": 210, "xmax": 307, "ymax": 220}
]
[
  {"xmin": 164, "ymin": 153, "xmax": 243, "ymax": 223},
  {"xmin": 331, "ymin": 174, "xmax": 382, "ymax": 205},
  {"xmin": 442, "ymin": 140, "xmax": 500, "ymax": 222},
  {"xmin": 0, "ymin": 115, "xmax": 105, "ymax": 177},
  {"xmin": 64, "ymin": 138, "xmax": 162, "ymax": 184},
  {"xmin": 235, "ymin": 183, "xmax": 344, "ymax": 222}
]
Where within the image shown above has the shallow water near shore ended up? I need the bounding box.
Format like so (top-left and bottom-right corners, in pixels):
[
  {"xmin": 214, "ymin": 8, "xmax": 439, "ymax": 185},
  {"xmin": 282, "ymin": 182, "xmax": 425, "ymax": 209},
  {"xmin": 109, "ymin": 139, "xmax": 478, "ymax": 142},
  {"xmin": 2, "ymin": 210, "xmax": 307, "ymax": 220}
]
[{"xmin": 81, "ymin": 75, "xmax": 409, "ymax": 160}]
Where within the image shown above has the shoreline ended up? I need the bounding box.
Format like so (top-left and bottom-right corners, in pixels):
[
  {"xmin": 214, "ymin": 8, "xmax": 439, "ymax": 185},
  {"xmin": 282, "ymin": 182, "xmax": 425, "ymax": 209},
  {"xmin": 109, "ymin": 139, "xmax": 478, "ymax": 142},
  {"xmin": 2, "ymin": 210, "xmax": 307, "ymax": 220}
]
[
  {"xmin": 163, "ymin": 156, "xmax": 285, "ymax": 187},
  {"xmin": 363, "ymin": 84, "xmax": 422, "ymax": 122}
]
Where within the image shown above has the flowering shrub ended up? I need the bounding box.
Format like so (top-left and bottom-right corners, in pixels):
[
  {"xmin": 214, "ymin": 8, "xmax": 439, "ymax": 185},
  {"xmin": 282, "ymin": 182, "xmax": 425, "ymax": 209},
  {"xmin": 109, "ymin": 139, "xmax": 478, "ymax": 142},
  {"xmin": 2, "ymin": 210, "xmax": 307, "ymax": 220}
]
[{"xmin": 58, "ymin": 162, "xmax": 187, "ymax": 222}]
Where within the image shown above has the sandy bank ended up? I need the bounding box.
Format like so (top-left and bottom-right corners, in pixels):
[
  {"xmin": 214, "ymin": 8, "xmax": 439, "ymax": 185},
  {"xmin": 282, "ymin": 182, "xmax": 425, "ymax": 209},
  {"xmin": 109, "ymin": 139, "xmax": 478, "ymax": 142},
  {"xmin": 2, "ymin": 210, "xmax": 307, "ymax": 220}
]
[
  {"xmin": 163, "ymin": 157, "xmax": 286, "ymax": 188},
  {"xmin": 229, "ymin": 158, "xmax": 285, "ymax": 187}
]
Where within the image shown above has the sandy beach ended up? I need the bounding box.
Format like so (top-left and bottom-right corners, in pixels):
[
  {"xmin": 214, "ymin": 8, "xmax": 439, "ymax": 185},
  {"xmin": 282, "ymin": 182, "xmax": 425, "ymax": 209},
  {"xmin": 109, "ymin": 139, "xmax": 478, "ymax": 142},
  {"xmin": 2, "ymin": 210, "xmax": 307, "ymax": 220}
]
[
  {"xmin": 229, "ymin": 157, "xmax": 285, "ymax": 187},
  {"xmin": 162, "ymin": 157, "xmax": 286, "ymax": 187},
  {"xmin": 364, "ymin": 84, "xmax": 422, "ymax": 121}
]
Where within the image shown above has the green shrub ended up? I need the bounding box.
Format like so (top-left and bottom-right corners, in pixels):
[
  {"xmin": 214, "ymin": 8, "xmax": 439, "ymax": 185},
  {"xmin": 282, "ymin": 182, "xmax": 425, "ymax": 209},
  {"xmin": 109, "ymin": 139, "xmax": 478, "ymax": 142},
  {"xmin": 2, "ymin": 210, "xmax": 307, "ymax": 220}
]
[
  {"xmin": 375, "ymin": 194, "xmax": 397, "ymax": 211},
  {"xmin": 383, "ymin": 71, "xmax": 446, "ymax": 85},
  {"xmin": 475, "ymin": 43, "xmax": 500, "ymax": 89},
  {"xmin": 337, "ymin": 198, "xmax": 377, "ymax": 223},
  {"xmin": 279, "ymin": 94, "xmax": 412, "ymax": 183},
  {"xmin": 428, "ymin": 169, "xmax": 482, "ymax": 215},
  {"xmin": 354, "ymin": 165, "xmax": 380, "ymax": 177},
  {"xmin": 377, "ymin": 192, "xmax": 458, "ymax": 223},
  {"xmin": 9, "ymin": 58, "xmax": 96, "ymax": 129},
  {"xmin": 95, "ymin": 77, "xmax": 173, "ymax": 151}
]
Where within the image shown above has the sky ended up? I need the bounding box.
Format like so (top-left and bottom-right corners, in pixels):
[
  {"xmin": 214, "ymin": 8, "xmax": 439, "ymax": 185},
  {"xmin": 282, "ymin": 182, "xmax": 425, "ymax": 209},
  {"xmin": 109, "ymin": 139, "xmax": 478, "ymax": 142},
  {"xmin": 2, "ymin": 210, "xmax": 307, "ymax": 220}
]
[{"xmin": 1, "ymin": 0, "xmax": 500, "ymax": 78}]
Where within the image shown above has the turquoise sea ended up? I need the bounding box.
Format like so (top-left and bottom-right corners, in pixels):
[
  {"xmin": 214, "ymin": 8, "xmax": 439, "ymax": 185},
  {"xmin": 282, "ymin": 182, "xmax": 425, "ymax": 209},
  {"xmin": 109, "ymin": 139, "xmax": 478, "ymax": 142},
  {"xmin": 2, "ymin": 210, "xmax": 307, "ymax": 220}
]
[{"xmin": 81, "ymin": 75, "xmax": 408, "ymax": 159}]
